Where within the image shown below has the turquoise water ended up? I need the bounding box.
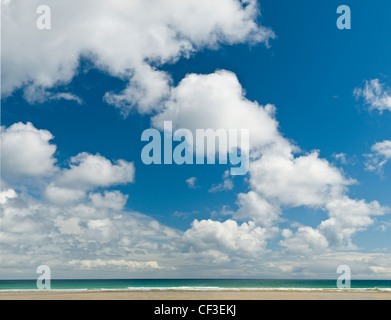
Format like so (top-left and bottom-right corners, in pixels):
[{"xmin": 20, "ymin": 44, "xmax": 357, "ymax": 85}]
[{"xmin": 1, "ymin": 279, "xmax": 391, "ymax": 291}]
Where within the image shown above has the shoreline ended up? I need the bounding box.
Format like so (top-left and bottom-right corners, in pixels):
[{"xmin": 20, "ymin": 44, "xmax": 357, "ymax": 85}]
[{"xmin": 1, "ymin": 289, "xmax": 390, "ymax": 300}]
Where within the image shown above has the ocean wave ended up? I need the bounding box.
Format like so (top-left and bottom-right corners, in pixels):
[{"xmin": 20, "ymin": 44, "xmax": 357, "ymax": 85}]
[
  {"xmin": 0, "ymin": 288, "xmax": 89, "ymax": 292},
  {"xmin": 122, "ymin": 286, "xmax": 391, "ymax": 292},
  {"xmin": 1, "ymin": 287, "xmax": 390, "ymax": 293}
]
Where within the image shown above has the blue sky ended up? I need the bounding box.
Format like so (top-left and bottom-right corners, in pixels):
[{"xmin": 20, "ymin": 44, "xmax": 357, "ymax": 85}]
[{"xmin": 1, "ymin": 0, "xmax": 391, "ymax": 279}]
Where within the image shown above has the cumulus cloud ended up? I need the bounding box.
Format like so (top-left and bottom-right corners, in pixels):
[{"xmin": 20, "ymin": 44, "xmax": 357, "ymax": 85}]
[
  {"xmin": 280, "ymin": 226, "xmax": 329, "ymax": 256},
  {"xmin": 1, "ymin": 122, "xmax": 57, "ymax": 177},
  {"xmin": 4, "ymin": 177, "xmax": 390, "ymax": 278},
  {"xmin": 0, "ymin": 187, "xmax": 178, "ymax": 277},
  {"xmin": 0, "ymin": 120, "xmax": 179, "ymax": 278},
  {"xmin": 0, "ymin": 188, "xmax": 17, "ymax": 204},
  {"xmin": 0, "ymin": 120, "xmax": 182, "ymax": 277},
  {"xmin": 319, "ymin": 197, "xmax": 388, "ymax": 248},
  {"xmin": 56, "ymin": 152, "xmax": 135, "ymax": 189},
  {"xmin": 89, "ymin": 191, "xmax": 129, "ymax": 211},
  {"xmin": 248, "ymin": 149, "xmax": 389, "ymax": 254},
  {"xmin": 280, "ymin": 197, "xmax": 389, "ymax": 256},
  {"xmin": 248, "ymin": 151, "xmax": 354, "ymax": 208},
  {"xmin": 234, "ymin": 191, "xmax": 281, "ymax": 227},
  {"xmin": 2, "ymin": 0, "xmax": 274, "ymax": 115},
  {"xmin": 42, "ymin": 152, "xmax": 135, "ymax": 205},
  {"xmin": 44, "ymin": 185, "xmax": 86, "ymax": 205},
  {"xmin": 261, "ymin": 252, "xmax": 391, "ymax": 279},
  {"xmin": 53, "ymin": 217, "xmax": 83, "ymax": 236},
  {"xmin": 354, "ymin": 79, "xmax": 391, "ymax": 113},
  {"xmin": 152, "ymin": 70, "xmax": 289, "ymax": 155},
  {"xmin": 364, "ymin": 140, "xmax": 391, "ymax": 173},
  {"xmin": 231, "ymin": 147, "xmax": 379, "ymax": 255},
  {"xmin": 355, "ymin": 79, "xmax": 391, "ymax": 173},
  {"xmin": 182, "ymin": 219, "xmax": 275, "ymax": 263}
]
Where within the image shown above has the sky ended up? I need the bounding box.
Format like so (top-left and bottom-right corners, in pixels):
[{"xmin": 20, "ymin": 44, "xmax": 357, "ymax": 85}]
[{"xmin": 1, "ymin": 0, "xmax": 391, "ymax": 279}]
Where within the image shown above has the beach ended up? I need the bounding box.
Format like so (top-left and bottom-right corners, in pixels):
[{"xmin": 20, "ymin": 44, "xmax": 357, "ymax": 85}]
[{"xmin": 1, "ymin": 290, "xmax": 390, "ymax": 300}]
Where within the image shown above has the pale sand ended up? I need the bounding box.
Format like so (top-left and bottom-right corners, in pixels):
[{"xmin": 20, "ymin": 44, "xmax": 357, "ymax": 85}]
[{"xmin": 1, "ymin": 290, "xmax": 390, "ymax": 300}]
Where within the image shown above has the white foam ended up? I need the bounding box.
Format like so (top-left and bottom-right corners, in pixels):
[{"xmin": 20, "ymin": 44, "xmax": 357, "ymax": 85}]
[
  {"xmin": 1, "ymin": 287, "xmax": 390, "ymax": 293},
  {"xmin": 123, "ymin": 286, "xmax": 391, "ymax": 292}
]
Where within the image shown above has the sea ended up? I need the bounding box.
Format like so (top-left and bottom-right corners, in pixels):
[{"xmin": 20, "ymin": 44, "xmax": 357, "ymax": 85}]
[{"xmin": 1, "ymin": 279, "xmax": 391, "ymax": 292}]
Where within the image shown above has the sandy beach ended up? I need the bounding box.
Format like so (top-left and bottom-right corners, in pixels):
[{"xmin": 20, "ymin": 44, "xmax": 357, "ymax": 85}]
[{"xmin": 1, "ymin": 290, "xmax": 390, "ymax": 300}]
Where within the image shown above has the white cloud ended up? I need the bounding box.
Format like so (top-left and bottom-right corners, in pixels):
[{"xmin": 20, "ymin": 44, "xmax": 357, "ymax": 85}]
[
  {"xmin": 42, "ymin": 152, "xmax": 135, "ymax": 205},
  {"xmin": 54, "ymin": 217, "xmax": 82, "ymax": 235},
  {"xmin": 2, "ymin": 0, "xmax": 274, "ymax": 114},
  {"xmin": 152, "ymin": 70, "xmax": 289, "ymax": 155},
  {"xmin": 234, "ymin": 191, "xmax": 281, "ymax": 227},
  {"xmin": 280, "ymin": 196, "xmax": 389, "ymax": 256},
  {"xmin": 248, "ymin": 151, "xmax": 354, "ymax": 208},
  {"xmin": 333, "ymin": 152, "xmax": 348, "ymax": 165},
  {"xmin": 354, "ymin": 79, "xmax": 391, "ymax": 113},
  {"xmin": 0, "ymin": 189, "xmax": 17, "ymax": 204},
  {"xmin": 365, "ymin": 140, "xmax": 391, "ymax": 172},
  {"xmin": 103, "ymin": 66, "xmax": 172, "ymax": 116},
  {"xmin": 319, "ymin": 196, "xmax": 388, "ymax": 248},
  {"xmin": 372, "ymin": 140, "xmax": 391, "ymax": 158},
  {"xmin": 209, "ymin": 170, "xmax": 234, "ymax": 193},
  {"xmin": 369, "ymin": 266, "xmax": 391, "ymax": 277},
  {"xmin": 0, "ymin": 121, "xmax": 168, "ymax": 276},
  {"xmin": 209, "ymin": 179, "xmax": 234, "ymax": 193},
  {"xmin": 1, "ymin": 122, "xmax": 57, "ymax": 177},
  {"xmin": 280, "ymin": 226, "xmax": 329, "ymax": 256},
  {"xmin": 56, "ymin": 152, "xmax": 135, "ymax": 190},
  {"xmin": 89, "ymin": 191, "xmax": 129, "ymax": 211},
  {"xmin": 44, "ymin": 184, "xmax": 86, "ymax": 205},
  {"xmin": 0, "ymin": 186, "xmax": 179, "ymax": 277},
  {"xmin": 260, "ymin": 252, "xmax": 391, "ymax": 279},
  {"xmin": 23, "ymin": 85, "xmax": 83, "ymax": 105},
  {"xmin": 50, "ymin": 93, "xmax": 83, "ymax": 105},
  {"xmin": 236, "ymin": 146, "xmax": 387, "ymax": 255},
  {"xmin": 68, "ymin": 259, "xmax": 160, "ymax": 270},
  {"xmin": 1, "ymin": 160, "xmax": 390, "ymax": 277},
  {"xmin": 186, "ymin": 177, "xmax": 198, "ymax": 189},
  {"xmin": 182, "ymin": 219, "xmax": 275, "ymax": 262},
  {"xmin": 355, "ymin": 79, "xmax": 391, "ymax": 173}
]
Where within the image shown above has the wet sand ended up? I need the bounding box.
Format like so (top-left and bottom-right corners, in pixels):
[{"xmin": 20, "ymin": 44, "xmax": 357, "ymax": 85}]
[{"xmin": 1, "ymin": 290, "xmax": 390, "ymax": 300}]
